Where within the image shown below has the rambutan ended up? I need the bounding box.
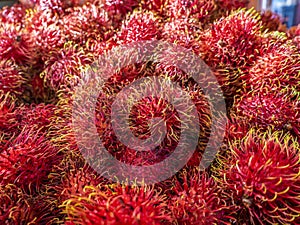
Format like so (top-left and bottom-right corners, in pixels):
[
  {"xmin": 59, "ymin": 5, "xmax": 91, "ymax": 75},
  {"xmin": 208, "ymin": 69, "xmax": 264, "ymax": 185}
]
[
  {"xmin": 167, "ymin": 0, "xmax": 215, "ymax": 23},
  {"xmin": 215, "ymin": 0, "xmax": 249, "ymax": 11},
  {"xmin": 170, "ymin": 167, "xmax": 236, "ymax": 225},
  {"xmin": 0, "ymin": 59, "xmax": 26, "ymax": 97},
  {"xmin": 0, "ymin": 129, "xmax": 61, "ymax": 192},
  {"xmin": 118, "ymin": 10, "xmax": 162, "ymax": 43},
  {"xmin": 61, "ymin": 2, "xmax": 113, "ymax": 44},
  {"xmin": 0, "ymin": 184, "xmax": 58, "ymax": 224},
  {"xmin": 241, "ymin": 43, "xmax": 300, "ymax": 97},
  {"xmin": 161, "ymin": 18, "xmax": 202, "ymax": 51},
  {"xmin": 0, "ymin": 3, "xmax": 26, "ymax": 25},
  {"xmin": 0, "ymin": 92, "xmax": 19, "ymax": 135},
  {"xmin": 40, "ymin": 42, "xmax": 93, "ymax": 91},
  {"xmin": 104, "ymin": 0, "xmax": 139, "ymax": 23},
  {"xmin": 139, "ymin": 0, "xmax": 169, "ymax": 17},
  {"xmin": 24, "ymin": 9, "xmax": 66, "ymax": 59},
  {"xmin": 199, "ymin": 8, "xmax": 263, "ymax": 69},
  {"xmin": 214, "ymin": 131, "xmax": 300, "ymax": 224},
  {"xmin": 231, "ymin": 91, "xmax": 300, "ymax": 136},
  {"xmin": 0, "ymin": 23, "xmax": 35, "ymax": 64},
  {"xmin": 260, "ymin": 10, "xmax": 286, "ymax": 32},
  {"xmin": 62, "ymin": 184, "xmax": 173, "ymax": 224},
  {"xmin": 15, "ymin": 103, "xmax": 57, "ymax": 132}
]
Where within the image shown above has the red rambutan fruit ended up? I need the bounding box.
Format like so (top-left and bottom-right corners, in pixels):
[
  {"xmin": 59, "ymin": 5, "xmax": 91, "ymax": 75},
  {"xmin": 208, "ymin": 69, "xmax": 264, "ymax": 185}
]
[
  {"xmin": 0, "ymin": 59, "xmax": 26, "ymax": 97},
  {"xmin": 40, "ymin": 42, "xmax": 93, "ymax": 91},
  {"xmin": 104, "ymin": 0, "xmax": 139, "ymax": 23},
  {"xmin": 0, "ymin": 3, "xmax": 26, "ymax": 25},
  {"xmin": 215, "ymin": 0, "xmax": 249, "ymax": 11},
  {"xmin": 213, "ymin": 131, "xmax": 300, "ymax": 224},
  {"xmin": 0, "ymin": 92, "xmax": 19, "ymax": 134},
  {"xmin": 24, "ymin": 9, "xmax": 66, "ymax": 59},
  {"xmin": 62, "ymin": 184, "xmax": 173, "ymax": 224},
  {"xmin": 0, "ymin": 23, "xmax": 36, "ymax": 65},
  {"xmin": 161, "ymin": 18, "xmax": 203, "ymax": 50},
  {"xmin": 0, "ymin": 129, "xmax": 61, "ymax": 192},
  {"xmin": 0, "ymin": 184, "xmax": 58, "ymax": 224},
  {"xmin": 139, "ymin": 0, "xmax": 169, "ymax": 17},
  {"xmin": 118, "ymin": 10, "xmax": 162, "ymax": 43},
  {"xmin": 15, "ymin": 103, "xmax": 57, "ymax": 132},
  {"xmin": 241, "ymin": 43, "xmax": 300, "ymax": 97},
  {"xmin": 61, "ymin": 2, "xmax": 113, "ymax": 44},
  {"xmin": 199, "ymin": 8, "xmax": 263, "ymax": 69},
  {"xmin": 166, "ymin": 0, "xmax": 215, "ymax": 23},
  {"xmin": 169, "ymin": 167, "xmax": 236, "ymax": 225},
  {"xmin": 231, "ymin": 90, "xmax": 300, "ymax": 136},
  {"xmin": 259, "ymin": 10, "xmax": 286, "ymax": 32}
]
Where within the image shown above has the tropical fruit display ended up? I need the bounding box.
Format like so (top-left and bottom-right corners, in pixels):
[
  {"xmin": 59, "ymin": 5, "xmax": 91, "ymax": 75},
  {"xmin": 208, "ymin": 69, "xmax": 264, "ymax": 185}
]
[{"xmin": 0, "ymin": 0, "xmax": 299, "ymax": 224}]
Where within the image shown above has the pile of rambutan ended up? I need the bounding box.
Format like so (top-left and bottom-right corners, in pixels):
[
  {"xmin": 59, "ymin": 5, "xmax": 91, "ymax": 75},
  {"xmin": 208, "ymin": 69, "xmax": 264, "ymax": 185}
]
[{"xmin": 0, "ymin": 0, "xmax": 299, "ymax": 224}]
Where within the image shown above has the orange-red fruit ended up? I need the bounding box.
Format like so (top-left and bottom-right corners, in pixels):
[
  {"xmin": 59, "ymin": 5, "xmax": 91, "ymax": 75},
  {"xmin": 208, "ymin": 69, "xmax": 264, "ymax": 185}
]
[
  {"xmin": 231, "ymin": 91, "xmax": 300, "ymax": 136},
  {"xmin": 0, "ymin": 129, "xmax": 60, "ymax": 191},
  {"xmin": 214, "ymin": 131, "xmax": 300, "ymax": 224},
  {"xmin": 199, "ymin": 9, "xmax": 262, "ymax": 69},
  {"xmin": 62, "ymin": 184, "xmax": 172, "ymax": 225},
  {"xmin": 170, "ymin": 167, "xmax": 236, "ymax": 225}
]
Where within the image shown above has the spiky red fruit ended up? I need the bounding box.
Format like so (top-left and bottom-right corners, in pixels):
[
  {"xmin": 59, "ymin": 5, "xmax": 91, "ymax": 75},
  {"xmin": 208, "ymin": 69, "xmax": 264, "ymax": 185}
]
[
  {"xmin": 161, "ymin": 18, "xmax": 202, "ymax": 50},
  {"xmin": 16, "ymin": 103, "xmax": 57, "ymax": 132},
  {"xmin": 0, "ymin": 59, "xmax": 26, "ymax": 96},
  {"xmin": 0, "ymin": 23, "xmax": 35, "ymax": 64},
  {"xmin": 140, "ymin": 0, "xmax": 169, "ymax": 17},
  {"xmin": 170, "ymin": 167, "xmax": 236, "ymax": 225},
  {"xmin": 215, "ymin": 0, "xmax": 249, "ymax": 11},
  {"xmin": 104, "ymin": 0, "xmax": 139, "ymax": 22},
  {"xmin": 0, "ymin": 129, "xmax": 60, "ymax": 191},
  {"xmin": 24, "ymin": 9, "xmax": 65, "ymax": 59},
  {"xmin": 231, "ymin": 91, "xmax": 300, "ymax": 136},
  {"xmin": 214, "ymin": 131, "xmax": 300, "ymax": 224},
  {"xmin": 167, "ymin": 0, "xmax": 215, "ymax": 22},
  {"xmin": 0, "ymin": 3, "xmax": 26, "ymax": 25},
  {"xmin": 118, "ymin": 10, "xmax": 162, "ymax": 43},
  {"xmin": 199, "ymin": 8, "xmax": 263, "ymax": 69},
  {"xmin": 0, "ymin": 92, "xmax": 19, "ymax": 134},
  {"xmin": 0, "ymin": 184, "xmax": 58, "ymax": 224},
  {"xmin": 242, "ymin": 43, "xmax": 300, "ymax": 96},
  {"xmin": 260, "ymin": 10, "xmax": 285, "ymax": 32},
  {"xmin": 61, "ymin": 2, "xmax": 112, "ymax": 44},
  {"xmin": 62, "ymin": 184, "xmax": 173, "ymax": 225},
  {"xmin": 41, "ymin": 42, "xmax": 93, "ymax": 91}
]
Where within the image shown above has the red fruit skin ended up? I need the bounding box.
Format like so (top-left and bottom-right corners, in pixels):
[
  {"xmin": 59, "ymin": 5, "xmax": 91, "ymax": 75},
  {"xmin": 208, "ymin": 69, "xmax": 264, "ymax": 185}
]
[
  {"xmin": 241, "ymin": 43, "xmax": 300, "ymax": 97},
  {"xmin": 118, "ymin": 10, "xmax": 162, "ymax": 43},
  {"xmin": 199, "ymin": 9, "xmax": 263, "ymax": 69},
  {"xmin": 61, "ymin": 2, "xmax": 113, "ymax": 44},
  {"xmin": 41, "ymin": 42, "xmax": 93, "ymax": 91},
  {"xmin": 62, "ymin": 184, "xmax": 173, "ymax": 225},
  {"xmin": 215, "ymin": 0, "xmax": 249, "ymax": 11},
  {"xmin": 231, "ymin": 91, "xmax": 300, "ymax": 136},
  {"xmin": 214, "ymin": 131, "xmax": 300, "ymax": 224},
  {"xmin": 25, "ymin": 9, "xmax": 65, "ymax": 59},
  {"xmin": 0, "ymin": 92, "xmax": 19, "ymax": 135},
  {"xmin": 260, "ymin": 10, "xmax": 285, "ymax": 32},
  {"xmin": 140, "ymin": 0, "xmax": 169, "ymax": 17},
  {"xmin": 0, "ymin": 59, "xmax": 26, "ymax": 97},
  {"xmin": 104, "ymin": 0, "xmax": 139, "ymax": 23},
  {"xmin": 0, "ymin": 3, "xmax": 26, "ymax": 25},
  {"xmin": 0, "ymin": 184, "xmax": 58, "ymax": 225},
  {"xmin": 0, "ymin": 129, "xmax": 61, "ymax": 192},
  {"xmin": 0, "ymin": 23, "xmax": 35, "ymax": 65},
  {"xmin": 161, "ymin": 18, "xmax": 202, "ymax": 51},
  {"xmin": 170, "ymin": 167, "xmax": 236, "ymax": 225},
  {"xmin": 167, "ymin": 0, "xmax": 215, "ymax": 23},
  {"xmin": 16, "ymin": 103, "xmax": 57, "ymax": 132}
]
